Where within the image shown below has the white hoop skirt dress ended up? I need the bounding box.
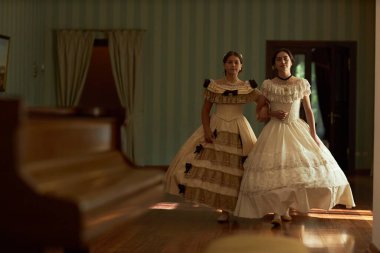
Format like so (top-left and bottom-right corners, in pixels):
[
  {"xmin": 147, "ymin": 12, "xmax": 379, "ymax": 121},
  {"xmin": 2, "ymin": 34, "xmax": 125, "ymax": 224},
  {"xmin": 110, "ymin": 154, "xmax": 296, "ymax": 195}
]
[{"xmin": 234, "ymin": 78, "xmax": 355, "ymax": 218}]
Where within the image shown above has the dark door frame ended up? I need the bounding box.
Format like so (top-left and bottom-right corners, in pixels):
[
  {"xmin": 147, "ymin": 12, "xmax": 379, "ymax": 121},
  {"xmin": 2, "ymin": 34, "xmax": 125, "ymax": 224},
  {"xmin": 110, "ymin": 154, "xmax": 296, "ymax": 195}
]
[{"xmin": 266, "ymin": 40, "xmax": 357, "ymax": 173}]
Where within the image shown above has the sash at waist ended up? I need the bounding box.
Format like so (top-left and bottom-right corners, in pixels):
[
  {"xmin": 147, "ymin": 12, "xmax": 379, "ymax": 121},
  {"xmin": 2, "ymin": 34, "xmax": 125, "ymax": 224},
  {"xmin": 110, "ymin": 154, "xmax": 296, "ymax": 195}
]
[{"xmin": 213, "ymin": 112, "xmax": 245, "ymax": 122}]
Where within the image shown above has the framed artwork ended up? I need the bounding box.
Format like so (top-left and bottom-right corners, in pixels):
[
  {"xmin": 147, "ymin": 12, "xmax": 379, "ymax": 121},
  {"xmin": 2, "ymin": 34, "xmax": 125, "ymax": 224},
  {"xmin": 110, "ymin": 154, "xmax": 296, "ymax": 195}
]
[{"xmin": 0, "ymin": 34, "xmax": 10, "ymax": 92}]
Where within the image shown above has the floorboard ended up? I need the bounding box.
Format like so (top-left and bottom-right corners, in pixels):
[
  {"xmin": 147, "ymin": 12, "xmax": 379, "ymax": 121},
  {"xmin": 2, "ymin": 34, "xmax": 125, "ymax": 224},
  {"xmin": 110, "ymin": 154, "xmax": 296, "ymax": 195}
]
[{"xmin": 90, "ymin": 174, "xmax": 373, "ymax": 253}]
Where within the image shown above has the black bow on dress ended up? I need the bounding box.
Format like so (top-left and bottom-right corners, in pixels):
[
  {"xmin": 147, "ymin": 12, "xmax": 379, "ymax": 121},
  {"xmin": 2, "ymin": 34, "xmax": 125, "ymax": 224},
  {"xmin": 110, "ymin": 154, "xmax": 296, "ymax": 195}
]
[{"xmin": 222, "ymin": 90, "xmax": 238, "ymax": 96}]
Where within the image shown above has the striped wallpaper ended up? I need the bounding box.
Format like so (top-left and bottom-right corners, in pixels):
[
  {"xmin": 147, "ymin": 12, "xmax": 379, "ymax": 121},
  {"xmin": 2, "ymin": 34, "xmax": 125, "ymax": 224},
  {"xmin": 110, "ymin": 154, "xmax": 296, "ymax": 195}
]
[
  {"xmin": 0, "ymin": 0, "xmax": 45, "ymax": 105},
  {"xmin": 0, "ymin": 0, "xmax": 375, "ymax": 168}
]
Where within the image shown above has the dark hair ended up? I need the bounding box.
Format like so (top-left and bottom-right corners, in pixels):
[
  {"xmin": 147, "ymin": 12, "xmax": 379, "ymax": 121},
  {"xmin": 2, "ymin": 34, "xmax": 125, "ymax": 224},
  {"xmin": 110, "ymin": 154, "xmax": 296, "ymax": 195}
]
[
  {"xmin": 271, "ymin": 48, "xmax": 295, "ymax": 66},
  {"xmin": 270, "ymin": 48, "xmax": 295, "ymax": 77},
  {"xmin": 223, "ymin": 51, "xmax": 243, "ymax": 64},
  {"xmin": 223, "ymin": 51, "xmax": 243, "ymax": 74}
]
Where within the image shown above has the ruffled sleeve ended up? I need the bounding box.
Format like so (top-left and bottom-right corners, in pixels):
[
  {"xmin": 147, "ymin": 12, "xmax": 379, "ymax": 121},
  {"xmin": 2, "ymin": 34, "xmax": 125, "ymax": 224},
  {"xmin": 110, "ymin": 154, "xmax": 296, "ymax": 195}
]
[
  {"xmin": 261, "ymin": 78, "xmax": 311, "ymax": 103},
  {"xmin": 302, "ymin": 79, "xmax": 311, "ymax": 97},
  {"xmin": 203, "ymin": 79, "xmax": 261, "ymax": 104}
]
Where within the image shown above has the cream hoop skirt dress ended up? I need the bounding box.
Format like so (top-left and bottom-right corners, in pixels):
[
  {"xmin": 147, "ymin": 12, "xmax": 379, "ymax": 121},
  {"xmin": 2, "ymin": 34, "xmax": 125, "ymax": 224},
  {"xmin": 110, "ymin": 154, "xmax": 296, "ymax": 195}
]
[
  {"xmin": 234, "ymin": 78, "xmax": 355, "ymax": 218},
  {"xmin": 164, "ymin": 79, "xmax": 261, "ymax": 212}
]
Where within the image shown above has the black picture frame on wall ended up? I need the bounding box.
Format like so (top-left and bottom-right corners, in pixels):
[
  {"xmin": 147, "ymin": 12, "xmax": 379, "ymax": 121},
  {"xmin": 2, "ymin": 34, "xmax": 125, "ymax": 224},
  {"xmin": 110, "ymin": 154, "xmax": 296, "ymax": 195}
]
[{"xmin": 0, "ymin": 34, "xmax": 10, "ymax": 92}]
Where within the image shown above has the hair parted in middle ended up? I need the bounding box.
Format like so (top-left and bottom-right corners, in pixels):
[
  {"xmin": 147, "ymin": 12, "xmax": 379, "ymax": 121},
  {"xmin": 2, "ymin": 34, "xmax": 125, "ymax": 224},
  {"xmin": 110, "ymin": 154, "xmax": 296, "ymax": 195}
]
[
  {"xmin": 271, "ymin": 48, "xmax": 295, "ymax": 66},
  {"xmin": 223, "ymin": 51, "xmax": 243, "ymax": 64},
  {"xmin": 223, "ymin": 51, "xmax": 244, "ymax": 74},
  {"xmin": 270, "ymin": 48, "xmax": 295, "ymax": 77}
]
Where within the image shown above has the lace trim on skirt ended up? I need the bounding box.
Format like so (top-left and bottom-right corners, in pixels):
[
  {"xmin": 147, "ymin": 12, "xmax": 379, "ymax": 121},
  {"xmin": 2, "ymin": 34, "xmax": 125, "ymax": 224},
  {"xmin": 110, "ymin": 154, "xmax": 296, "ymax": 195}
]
[
  {"xmin": 185, "ymin": 165, "xmax": 241, "ymax": 189},
  {"xmin": 245, "ymin": 150, "xmax": 333, "ymax": 171},
  {"xmin": 213, "ymin": 130, "xmax": 243, "ymax": 148},
  {"xmin": 196, "ymin": 147, "xmax": 245, "ymax": 170}
]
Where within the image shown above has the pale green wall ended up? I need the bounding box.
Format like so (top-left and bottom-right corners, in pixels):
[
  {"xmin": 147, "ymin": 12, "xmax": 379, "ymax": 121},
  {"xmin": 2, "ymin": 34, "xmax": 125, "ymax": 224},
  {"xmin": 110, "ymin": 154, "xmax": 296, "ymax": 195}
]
[
  {"xmin": 0, "ymin": 0, "xmax": 375, "ymax": 168},
  {"xmin": 0, "ymin": 0, "xmax": 45, "ymax": 105}
]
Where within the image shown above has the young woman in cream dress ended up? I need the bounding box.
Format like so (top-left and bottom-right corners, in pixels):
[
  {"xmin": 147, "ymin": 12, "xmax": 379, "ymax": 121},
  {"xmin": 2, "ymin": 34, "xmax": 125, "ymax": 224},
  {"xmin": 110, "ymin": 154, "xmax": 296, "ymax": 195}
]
[
  {"xmin": 234, "ymin": 48, "xmax": 355, "ymax": 226},
  {"xmin": 165, "ymin": 51, "xmax": 266, "ymax": 222}
]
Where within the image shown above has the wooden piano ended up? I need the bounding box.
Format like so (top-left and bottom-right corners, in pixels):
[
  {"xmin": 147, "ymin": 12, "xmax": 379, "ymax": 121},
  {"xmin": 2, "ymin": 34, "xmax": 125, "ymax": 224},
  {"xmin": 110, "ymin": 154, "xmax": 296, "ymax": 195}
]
[{"xmin": 0, "ymin": 97, "xmax": 164, "ymax": 253}]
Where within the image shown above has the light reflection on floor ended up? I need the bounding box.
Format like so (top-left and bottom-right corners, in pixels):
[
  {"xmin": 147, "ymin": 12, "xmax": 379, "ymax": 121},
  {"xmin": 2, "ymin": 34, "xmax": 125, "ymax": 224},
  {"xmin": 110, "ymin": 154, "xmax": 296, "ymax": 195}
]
[
  {"xmin": 150, "ymin": 202, "xmax": 373, "ymax": 222},
  {"xmin": 149, "ymin": 202, "xmax": 179, "ymax": 210},
  {"xmin": 300, "ymin": 225, "xmax": 356, "ymax": 253},
  {"xmin": 149, "ymin": 201, "xmax": 203, "ymax": 210},
  {"xmin": 308, "ymin": 208, "xmax": 373, "ymax": 221},
  {"xmin": 149, "ymin": 202, "xmax": 372, "ymax": 253}
]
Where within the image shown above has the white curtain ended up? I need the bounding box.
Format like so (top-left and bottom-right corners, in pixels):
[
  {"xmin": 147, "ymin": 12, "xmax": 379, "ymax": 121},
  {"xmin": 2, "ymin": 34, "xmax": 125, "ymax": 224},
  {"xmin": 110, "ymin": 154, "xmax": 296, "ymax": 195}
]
[
  {"xmin": 108, "ymin": 30, "xmax": 145, "ymax": 164},
  {"xmin": 57, "ymin": 30, "xmax": 95, "ymax": 107}
]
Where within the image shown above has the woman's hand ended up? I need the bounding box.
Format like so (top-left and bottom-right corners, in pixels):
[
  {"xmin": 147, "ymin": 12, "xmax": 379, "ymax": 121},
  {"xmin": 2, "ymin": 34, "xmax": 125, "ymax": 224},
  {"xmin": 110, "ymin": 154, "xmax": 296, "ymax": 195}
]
[
  {"xmin": 256, "ymin": 106, "xmax": 270, "ymax": 122},
  {"xmin": 204, "ymin": 128, "xmax": 215, "ymax": 143},
  {"xmin": 271, "ymin": 110, "xmax": 288, "ymax": 121}
]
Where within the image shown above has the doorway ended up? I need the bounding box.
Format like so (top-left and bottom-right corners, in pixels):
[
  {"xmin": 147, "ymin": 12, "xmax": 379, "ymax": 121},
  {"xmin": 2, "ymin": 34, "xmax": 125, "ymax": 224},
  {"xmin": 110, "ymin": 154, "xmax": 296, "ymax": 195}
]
[
  {"xmin": 78, "ymin": 39, "xmax": 121, "ymax": 111},
  {"xmin": 266, "ymin": 41, "xmax": 357, "ymax": 173}
]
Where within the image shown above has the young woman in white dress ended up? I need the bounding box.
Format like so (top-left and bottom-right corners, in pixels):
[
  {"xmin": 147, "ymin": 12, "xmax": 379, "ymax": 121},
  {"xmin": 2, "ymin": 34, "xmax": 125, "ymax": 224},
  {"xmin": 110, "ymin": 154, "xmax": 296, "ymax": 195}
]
[
  {"xmin": 234, "ymin": 48, "xmax": 355, "ymax": 226},
  {"xmin": 164, "ymin": 51, "xmax": 266, "ymax": 222}
]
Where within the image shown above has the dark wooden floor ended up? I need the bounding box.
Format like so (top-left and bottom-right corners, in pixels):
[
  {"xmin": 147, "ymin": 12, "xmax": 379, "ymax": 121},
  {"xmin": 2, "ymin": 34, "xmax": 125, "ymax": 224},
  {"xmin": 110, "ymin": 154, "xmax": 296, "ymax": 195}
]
[{"xmin": 90, "ymin": 174, "xmax": 373, "ymax": 253}]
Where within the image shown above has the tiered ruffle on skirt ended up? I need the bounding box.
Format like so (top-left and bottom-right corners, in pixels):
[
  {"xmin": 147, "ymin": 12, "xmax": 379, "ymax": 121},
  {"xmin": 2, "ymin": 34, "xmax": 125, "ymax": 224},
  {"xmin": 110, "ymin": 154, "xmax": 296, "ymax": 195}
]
[
  {"xmin": 234, "ymin": 78, "xmax": 355, "ymax": 218},
  {"xmin": 164, "ymin": 113, "xmax": 257, "ymax": 212}
]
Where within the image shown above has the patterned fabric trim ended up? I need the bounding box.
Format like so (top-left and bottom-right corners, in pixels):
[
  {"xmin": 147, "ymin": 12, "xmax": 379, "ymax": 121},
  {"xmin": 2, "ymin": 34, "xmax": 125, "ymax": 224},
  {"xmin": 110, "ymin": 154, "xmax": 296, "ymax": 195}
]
[
  {"xmin": 261, "ymin": 78, "xmax": 311, "ymax": 103},
  {"xmin": 196, "ymin": 147, "xmax": 245, "ymax": 170},
  {"xmin": 184, "ymin": 165, "xmax": 241, "ymax": 189},
  {"xmin": 204, "ymin": 89, "xmax": 260, "ymax": 104},
  {"xmin": 184, "ymin": 186, "xmax": 237, "ymax": 212},
  {"xmin": 213, "ymin": 130, "xmax": 242, "ymax": 149},
  {"xmin": 203, "ymin": 79, "xmax": 261, "ymax": 104},
  {"xmin": 207, "ymin": 79, "xmax": 256, "ymax": 93},
  {"xmin": 204, "ymin": 79, "xmax": 258, "ymax": 89}
]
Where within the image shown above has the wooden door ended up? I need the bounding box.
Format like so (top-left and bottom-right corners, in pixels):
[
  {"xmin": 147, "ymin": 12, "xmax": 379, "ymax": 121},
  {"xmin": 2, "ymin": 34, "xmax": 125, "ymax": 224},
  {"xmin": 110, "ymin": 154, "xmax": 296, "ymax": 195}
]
[
  {"xmin": 312, "ymin": 46, "xmax": 351, "ymax": 170},
  {"xmin": 266, "ymin": 41, "xmax": 356, "ymax": 172}
]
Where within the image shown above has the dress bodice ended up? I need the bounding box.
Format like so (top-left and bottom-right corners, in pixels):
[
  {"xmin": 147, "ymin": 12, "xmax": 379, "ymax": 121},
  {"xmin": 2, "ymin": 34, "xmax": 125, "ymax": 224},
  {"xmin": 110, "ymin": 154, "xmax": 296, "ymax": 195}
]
[
  {"xmin": 214, "ymin": 103, "xmax": 245, "ymax": 121},
  {"xmin": 203, "ymin": 78, "xmax": 260, "ymax": 122},
  {"xmin": 270, "ymin": 99, "xmax": 301, "ymax": 123},
  {"xmin": 261, "ymin": 77, "xmax": 311, "ymax": 123}
]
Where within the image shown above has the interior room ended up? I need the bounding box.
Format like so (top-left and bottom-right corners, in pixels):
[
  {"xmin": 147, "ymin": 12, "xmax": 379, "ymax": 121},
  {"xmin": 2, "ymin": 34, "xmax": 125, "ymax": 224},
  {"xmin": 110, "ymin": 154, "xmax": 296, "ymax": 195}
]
[{"xmin": 0, "ymin": 0, "xmax": 378, "ymax": 252}]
